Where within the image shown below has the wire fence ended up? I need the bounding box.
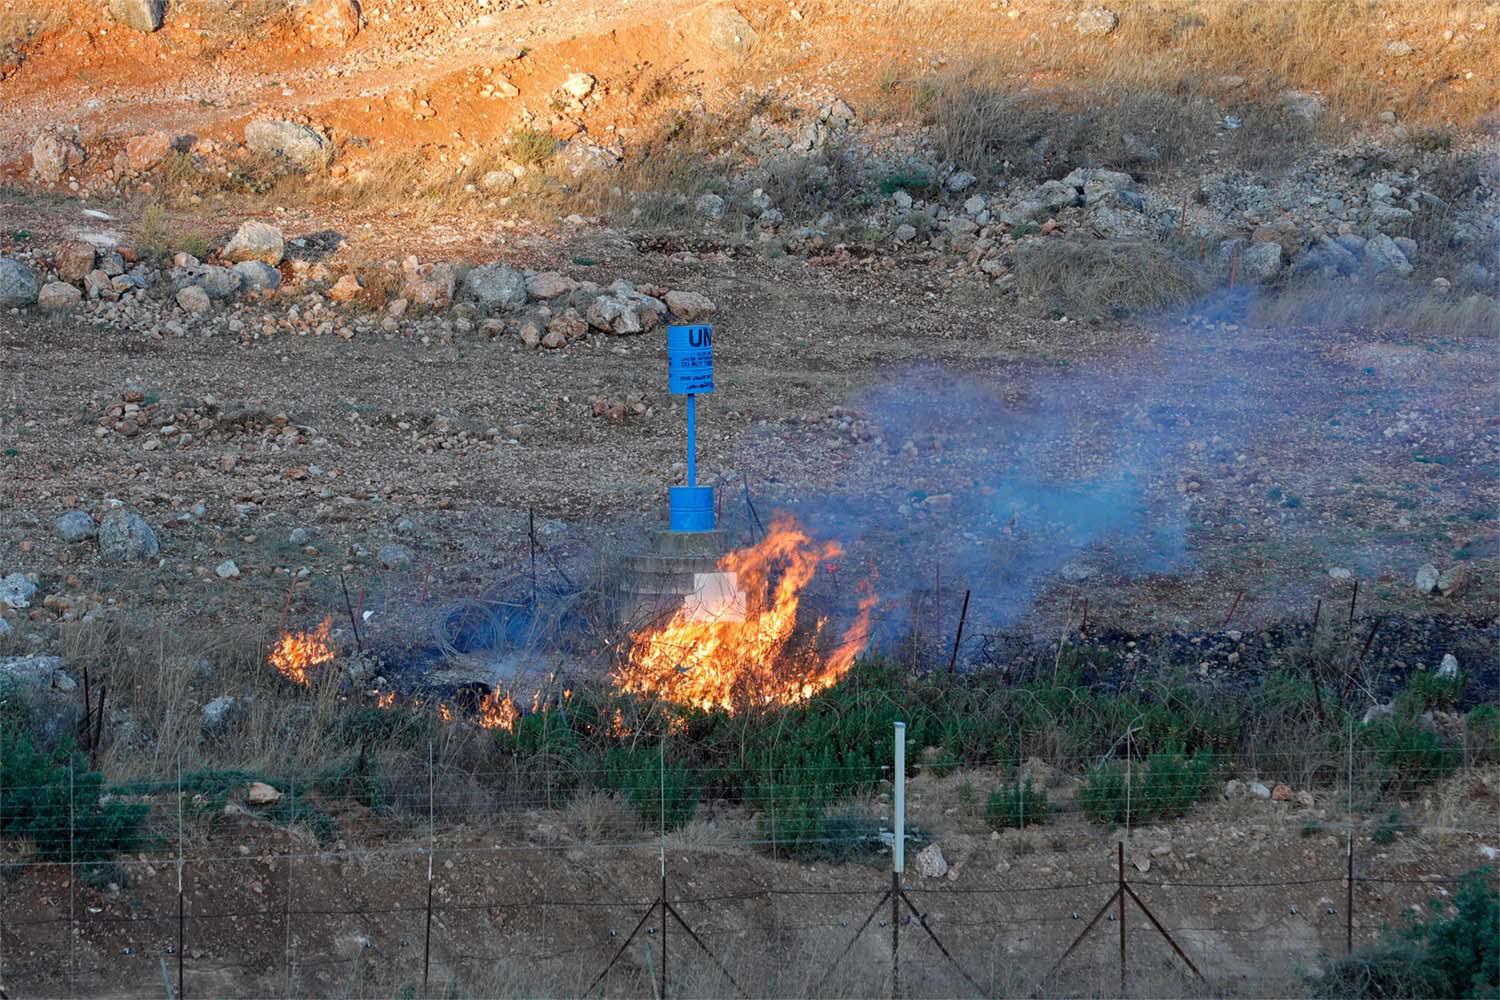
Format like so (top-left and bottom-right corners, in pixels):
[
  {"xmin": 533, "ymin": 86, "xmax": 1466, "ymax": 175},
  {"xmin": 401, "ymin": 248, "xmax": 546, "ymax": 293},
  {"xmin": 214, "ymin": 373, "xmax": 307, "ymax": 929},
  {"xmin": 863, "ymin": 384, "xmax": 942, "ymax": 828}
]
[{"xmin": 2, "ymin": 744, "xmax": 1495, "ymax": 1000}]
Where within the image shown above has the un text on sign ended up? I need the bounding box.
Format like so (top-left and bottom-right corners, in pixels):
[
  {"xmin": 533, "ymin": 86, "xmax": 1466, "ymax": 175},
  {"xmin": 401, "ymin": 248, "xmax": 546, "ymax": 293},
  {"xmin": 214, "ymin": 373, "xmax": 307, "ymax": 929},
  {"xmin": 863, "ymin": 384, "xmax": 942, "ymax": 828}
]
[{"xmin": 667, "ymin": 324, "xmax": 715, "ymax": 394}]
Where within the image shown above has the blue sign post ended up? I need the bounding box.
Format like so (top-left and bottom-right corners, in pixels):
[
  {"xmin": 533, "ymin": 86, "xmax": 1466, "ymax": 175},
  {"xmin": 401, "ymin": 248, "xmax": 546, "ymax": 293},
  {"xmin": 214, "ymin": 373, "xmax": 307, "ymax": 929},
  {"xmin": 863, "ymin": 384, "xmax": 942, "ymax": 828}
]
[{"xmin": 667, "ymin": 324, "xmax": 715, "ymax": 532}]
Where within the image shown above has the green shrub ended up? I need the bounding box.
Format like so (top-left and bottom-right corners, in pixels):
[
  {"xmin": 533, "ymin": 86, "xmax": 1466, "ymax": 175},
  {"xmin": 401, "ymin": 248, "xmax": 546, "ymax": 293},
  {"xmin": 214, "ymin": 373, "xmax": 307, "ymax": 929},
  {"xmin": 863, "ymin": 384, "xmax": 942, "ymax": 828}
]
[
  {"xmin": 985, "ymin": 777, "xmax": 1051, "ymax": 829},
  {"xmin": 877, "ymin": 170, "xmax": 932, "ymax": 195},
  {"xmin": 1466, "ymin": 705, "xmax": 1500, "ymax": 765},
  {"xmin": 0, "ymin": 730, "xmax": 150, "ymax": 863},
  {"xmin": 1078, "ymin": 747, "xmax": 1212, "ymax": 826},
  {"xmin": 1372, "ymin": 809, "xmax": 1402, "ymax": 846},
  {"xmin": 1367, "ymin": 717, "xmax": 1459, "ymax": 792},
  {"xmin": 603, "ymin": 747, "xmax": 697, "ymax": 831},
  {"xmin": 1310, "ymin": 867, "xmax": 1498, "ymax": 998},
  {"xmin": 1403, "ymin": 671, "xmax": 1467, "ymax": 713}
]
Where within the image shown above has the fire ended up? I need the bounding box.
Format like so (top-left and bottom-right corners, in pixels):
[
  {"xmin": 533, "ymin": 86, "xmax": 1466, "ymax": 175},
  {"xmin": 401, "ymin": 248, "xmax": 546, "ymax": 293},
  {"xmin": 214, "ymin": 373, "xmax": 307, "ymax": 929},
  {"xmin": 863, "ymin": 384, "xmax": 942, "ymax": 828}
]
[
  {"xmin": 268, "ymin": 617, "xmax": 336, "ymax": 685},
  {"xmin": 375, "ymin": 690, "xmax": 396, "ymax": 709},
  {"xmin": 615, "ymin": 515, "xmax": 878, "ymax": 713},
  {"xmin": 477, "ymin": 687, "xmax": 520, "ymax": 732}
]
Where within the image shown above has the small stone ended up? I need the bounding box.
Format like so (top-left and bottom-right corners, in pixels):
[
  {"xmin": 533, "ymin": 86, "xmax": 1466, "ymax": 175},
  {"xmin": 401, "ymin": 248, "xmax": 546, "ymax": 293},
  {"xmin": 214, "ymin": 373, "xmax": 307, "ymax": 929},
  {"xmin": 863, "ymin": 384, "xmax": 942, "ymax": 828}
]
[
  {"xmin": 1436, "ymin": 564, "xmax": 1470, "ymax": 598},
  {"xmin": 664, "ymin": 289, "xmax": 716, "ymax": 322},
  {"xmin": 378, "ymin": 543, "xmax": 414, "ymax": 568},
  {"xmin": 1223, "ymin": 779, "xmax": 1245, "ymax": 799},
  {"xmin": 289, "ymin": 527, "xmax": 311, "ymax": 545},
  {"xmin": 56, "ymin": 511, "xmax": 97, "ymax": 543},
  {"xmin": 1271, "ymin": 783, "xmax": 1293, "ymax": 802},
  {"xmin": 1415, "ymin": 563, "xmax": 1440, "ymax": 594},
  {"xmin": 915, "ymin": 843, "xmax": 948, "ymax": 878},
  {"xmin": 55, "ymin": 240, "xmax": 97, "ymax": 283},
  {"xmin": 462, "ymin": 263, "xmax": 528, "ymax": 311},
  {"xmin": 894, "ymin": 223, "xmax": 917, "ymax": 241},
  {"xmin": 295, "ymin": 0, "xmax": 361, "ymax": 48},
  {"xmin": 1075, "ymin": 7, "xmax": 1119, "ymax": 35},
  {"xmin": 247, "ymin": 782, "xmax": 282, "ymax": 806},
  {"xmin": 108, "ymin": 0, "xmax": 165, "ymax": 32},
  {"xmin": 327, "ymin": 274, "xmax": 363, "ymax": 303},
  {"xmin": 215, "ymin": 560, "xmax": 241, "ymax": 580},
  {"xmin": 1437, "ymin": 653, "xmax": 1459, "ymax": 678},
  {"xmin": 696, "ymin": 193, "xmax": 726, "ymax": 219},
  {"xmin": 1385, "ymin": 40, "xmax": 1412, "ymax": 57},
  {"xmin": 1, "ymin": 574, "xmax": 38, "ymax": 610},
  {"xmin": 0, "ymin": 258, "xmax": 40, "ymax": 307},
  {"xmin": 125, "ymin": 131, "xmax": 173, "ymax": 172},
  {"xmin": 232, "ymin": 261, "xmax": 282, "ymax": 293},
  {"xmin": 945, "ymin": 171, "xmax": 977, "ymax": 193},
  {"xmin": 1294, "ymin": 790, "xmax": 1315, "ymax": 808},
  {"xmin": 1247, "ymin": 781, "xmax": 1271, "ymax": 800},
  {"xmin": 527, "ymin": 271, "xmax": 575, "ymax": 299},
  {"xmin": 561, "ymin": 73, "xmax": 596, "ymax": 100},
  {"xmin": 244, "ymin": 120, "xmax": 329, "ymax": 171}
]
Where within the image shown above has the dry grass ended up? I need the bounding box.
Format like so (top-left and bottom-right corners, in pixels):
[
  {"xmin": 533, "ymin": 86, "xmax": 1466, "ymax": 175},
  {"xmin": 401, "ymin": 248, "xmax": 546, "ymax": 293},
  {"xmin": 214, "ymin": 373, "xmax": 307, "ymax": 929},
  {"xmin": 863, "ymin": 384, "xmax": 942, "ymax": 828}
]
[
  {"xmin": 562, "ymin": 789, "xmax": 641, "ymax": 843},
  {"xmin": 850, "ymin": 0, "xmax": 1499, "ymax": 131},
  {"xmin": 1013, "ymin": 238, "xmax": 1208, "ymax": 319},
  {"xmin": 1254, "ymin": 282, "xmax": 1500, "ymax": 339},
  {"xmin": 135, "ymin": 198, "xmax": 216, "ymax": 261}
]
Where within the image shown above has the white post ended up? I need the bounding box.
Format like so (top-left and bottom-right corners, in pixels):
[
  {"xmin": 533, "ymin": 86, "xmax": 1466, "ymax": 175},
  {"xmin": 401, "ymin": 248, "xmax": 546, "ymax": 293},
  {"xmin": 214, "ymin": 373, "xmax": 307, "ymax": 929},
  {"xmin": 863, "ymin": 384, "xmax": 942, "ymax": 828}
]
[{"xmin": 893, "ymin": 722, "xmax": 906, "ymax": 874}]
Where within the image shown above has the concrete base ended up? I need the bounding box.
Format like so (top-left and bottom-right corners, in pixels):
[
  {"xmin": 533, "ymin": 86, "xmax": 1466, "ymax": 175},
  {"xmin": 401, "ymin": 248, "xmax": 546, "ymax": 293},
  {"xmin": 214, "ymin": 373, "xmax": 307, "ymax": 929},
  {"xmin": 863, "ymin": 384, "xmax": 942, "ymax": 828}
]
[{"xmin": 618, "ymin": 530, "xmax": 727, "ymax": 627}]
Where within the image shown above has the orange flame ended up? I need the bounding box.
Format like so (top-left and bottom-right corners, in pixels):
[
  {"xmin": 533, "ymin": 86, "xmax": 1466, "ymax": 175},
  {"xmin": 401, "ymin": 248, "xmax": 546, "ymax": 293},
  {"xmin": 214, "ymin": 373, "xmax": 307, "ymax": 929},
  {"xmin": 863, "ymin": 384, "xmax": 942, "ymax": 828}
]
[
  {"xmin": 375, "ymin": 690, "xmax": 396, "ymax": 709},
  {"xmin": 614, "ymin": 515, "xmax": 878, "ymax": 713},
  {"xmin": 477, "ymin": 687, "xmax": 520, "ymax": 732},
  {"xmin": 268, "ymin": 617, "xmax": 336, "ymax": 685}
]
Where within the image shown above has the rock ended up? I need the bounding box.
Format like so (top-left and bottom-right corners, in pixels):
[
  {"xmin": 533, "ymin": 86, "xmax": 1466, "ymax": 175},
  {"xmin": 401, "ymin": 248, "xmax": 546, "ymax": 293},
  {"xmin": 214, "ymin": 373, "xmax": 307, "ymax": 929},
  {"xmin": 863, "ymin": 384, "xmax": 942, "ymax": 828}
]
[
  {"xmin": 1415, "ymin": 563, "xmax": 1440, "ymax": 594},
  {"xmin": 561, "ymin": 73, "xmax": 596, "ymax": 100},
  {"xmin": 1393, "ymin": 236, "xmax": 1418, "ymax": 262},
  {"xmin": 244, "ymin": 120, "xmax": 330, "ymax": 170},
  {"xmin": 0, "ymin": 618, "xmax": 10, "ymax": 639},
  {"xmin": 963, "ymin": 195, "xmax": 987, "ymax": 215},
  {"xmin": 289, "ymin": 527, "xmax": 311, "ymax": 545},
  {"xmin": 247, "ymin": 782, "xmax": 282, "ymax": 806},
  {"xmin": 585, "ymin": 285, "xmax": 665, "ymax": 335},
  {"xmin": 295, "ymin": 0, "xmax": 361, "ymax": 48},
  {"xmin": 696, "ymin": 193, "xmax": 727, "ymax": 219},
  {"xmin": 540, "ymin": 328, "xmax": 567, "ymax": 349},
  {"xmin": 108, "ymin": 0, "xmax": 165, "ymax": 31},
  {"xmin": 1, "ymin": 574, "xmax": 38, "ymax": 610},
  {"xmin": 892, "ymin": 190, "xmax": 913, "ymax": 210},
  {"xmin": 1294, "ymin": 790, "xmax": 1315, "ymax": 808},
  {"xmin": 894, "ymin": 223, "xmax": 918, "ymax": 242},
  {"xmin": 1280, "ymin": 90, "xmax": 1325, "ymax": 123},
  {"xmin": 664, "ymin": 289, "xmax": 716, "ymax": 322},
  {"xmin": 1437, "ymin": 653, "xmax": 1459, "ymax": 678},
  {"xmin": 1384, "ymin": 40, "xmax": 1412, "ymax": 57},
  {"xmin": 0, "ymin": 258, "xmax": 40, "ymax": 307},
  {"xmin": 223, "ymin": 221, "xmax": 285, "ymax": 266},
  {"xmin": 945, "ymin": 171, "xmax": 977, "ymax": 193},
  {"xmin": 55, "ymin": 241, "xmax": 97, "ymax": 284},
  {"xmin": 1271, "ymin": 783, "xmax": 1293, "ymax": 802},
  {"xmin": 200, "ymin": 695, "xmax": 244, "ymax": 735},
  {"xmin": 1223, "ymin": 779, "xmax": 1245, "ymax": 799},
  {"xmin": 677, "ymin": 2, "xmax": 758, "ymax": 58},
  {"xmin": 1436, "ymin": 564, "xmax": 1470, "ymax": 598},
  {"xmin": 184, "ymin": 266, "xmax": 242, "ymax": 300},
  {"xmin": 1242, "ymin": 241, "xmax": 1283, "ymax": 283},
  {"xmin": 526, "ymin": 271, "xmax": 575, "ymax": 299},
  {"xmin": 462, "ymin": 263, "xmax": 528, "ymax": 311},
  {"xmin": 233, "ymin": 261, "xmax": 282, "ymax": 293},
  {"xmin": 400, "ymin": 259, "xmax": 455, "ymax": 309},
  {"xmin": 83, "ymin": 269, "xmax": 114, "ymax": 300},
  {"xmin": 38, "ymin": 282, "xmax": 83, "ymax": 311},
  {"xmin": 98, "ymin": 508, "xmax": 160, "ymax": 562},
  {"xmin": 480, "ymin": 170, "xmax": 515, "ymax": 191},
  {"xmin": 327, "ymin": 274, "xmax": 363, "ymax": 302},
  {"xmin": 0, "ymin": 655, "xmax": 74, "ymax": 691},
  {"xmin": 1362, "ymin": 234, "xmax": 1413, "ymax": 276},
  {"xmin": 378, "ymin": 543, "xmax": 414, "ymax": 568},
  {"xmin": 125, "ymin": 131, "xmax": 173, "ymax": 172},
  {"xmin": 176, "ymin": 285, "xmax": 212, "ymax": 314},
  {"xmin": 547, "ymin": 308, "xmax": 588, "ymax": 343},
  {"xmin": 56, "ymin": 511, "xmax": 97, "ymax": 543},
  {"xmin": 1362, "ymin": 702, "xmax": 1395, "ymax": 725},
  {"xmin": 31, "ymin": 132, "xmax": 84, "ymax": 184},
  {"xmin": 1076, "ymin": 7, "xmax": 1119, "ymax": 34},
  {"xmin": 915, "ymin": 843, "xmax": 948, "ymax": 878},
  {"xmin": 1247, "ymin": 781, "xmax": 1272, "ymax": 800},
  {"xmin": 1295, "ymin": 236, "xmax": 1359, "ymax": 277},
  {"xmin": 215, "ymin": 560, "xmax": 241, "ymax": 580}
]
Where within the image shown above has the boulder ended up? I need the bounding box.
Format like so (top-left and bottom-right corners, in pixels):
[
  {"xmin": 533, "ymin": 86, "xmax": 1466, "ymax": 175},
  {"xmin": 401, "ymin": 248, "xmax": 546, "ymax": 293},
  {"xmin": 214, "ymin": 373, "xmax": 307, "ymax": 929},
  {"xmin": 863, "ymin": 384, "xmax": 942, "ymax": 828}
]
[
  {"xmin": 945, "ymin": 171, "xmax": 977, "ymax": 193},
  {"xmin": 83, "ymin": 269, "xmax": 115, "ymax": 300},
  {"xmin": 0, "ymin": 655, "xmax": 75, "ymax": 691},
  {"xmin": 1415, "ymin": 563, "xmax": 1439, "ymax": 594},
  {"xmin": 1, "ymin": 574, "xmax": 38, "ymax": 610},
  {"xmin": 1076, "ymin": 7, "xmax": 1119, "ymax": 34},
  {"xmin": 1064, "ymin": 167, "xmax": 1135, "ymax": 207},
  {"xmin": 561, "ymin": 73, "xmax": 596, "ymax": 100},
  {"xmin": 125, "ymin": 131, "xmax": 173, "ymax": 172},
  {"xmin": 1437, "ymin": 564, "xmax": 1470, "ymax": 598},
  {"xmin": 664, "ymin": 289, "xmax": 716, "ymax": 322},
  {"xmin": 232, "ymin": 261, "xmax": 281, "ymax": 293},
  {"xmin": 585, "ymin": 284, "xmax": 665, "ymax": 335},
  {"xmin": 547, "ymin": 308, "xmax": 588, "ymax": 343},
  {"xmin": 674, "ymin": 2, "xmax": 758, "ymax": 58},
  {"xmin": 223, "ymin": 221, "xmax": 285, "ymax": 266},
  {"xmin": 0, "ymin": 258, "xmax": 40, "ymax": 307},
  {"xmin": 244, "ymin": 120, "xmax": 330, "ymax": 170},
  {"xmin": 108, "ymin": 0, "xmax": 165, "ymax": 31},
  {"xmin": 1247, "ymin": 781, "xmax": 1271, "ymax": 800},
  {"xmin": 175, "ymin": 285, "xmax": 212, "ymax": 314},
  {"xmin": 1362, "ymin": 233, "xmax": 1413, "ymax": 277},
  {"xmin": 38, "ymin": 282, "xmax": 83, "ymax": 311},
  {"xmin": 462, "ymin": 263, "xmax": 528, "ymax": 311},
  {"xmin": 31, "ymin": 133, "xmax": 84, "ymax": 184},
  {"xmin": 526, "ymin": 271, "xmax": 575, "ymax": 300},
  {"xmin": 400, "ymin": 259, "xmax": 456, "ymax": 309},
  {"xmin": 56, "ymin": 511, "xmax": 97, "ymax": 543},
  {"xmin": 201, "ymin": 695, "xmax": 244, "ymax": 736},
  {"xmin": 378, "ymin": 543, "xmax": 414, "ymax": 569},
  {"xmin": 98, "ymin": 508, "xmax": 160, "ymax": 562},
  {"xmin": 695, "ymin": 193, "xmax": 726, "ymax": 219},
  {"xmin": 915, "ymin": 843, "xmax": 948, "ymax": 878},
  {"xmin": 55, "ymin": 241, "xmax": 97, "ymax": 284},
  {"xmin": 1241, "ymin": 241, "xmax": 1283, "ymax": 283},
  {"xmin": 182, "ymin": 266, "xmax": 243, "ymax": 300},
  {"xmin": 295, "ymin": 0, "xmax": 361, "ymax": 48}
]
